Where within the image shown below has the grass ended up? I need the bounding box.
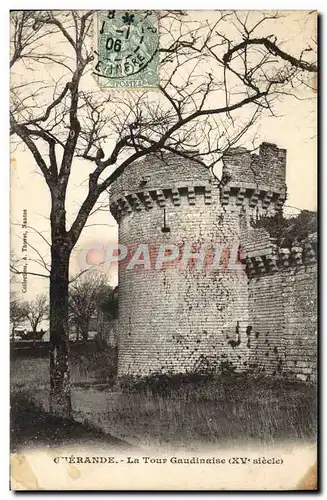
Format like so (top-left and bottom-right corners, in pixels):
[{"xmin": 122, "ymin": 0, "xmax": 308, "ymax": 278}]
[
  {"xmin": 10, "ymin": 346, "xmax": 317, "ymax": 450},
  {"xmin": 97, "ymin": 374, "xmax": 317, "ymax": 448},
  {"xmin": 10, "ymin": 392, "xmax": 129, "ymax": 452},
  {"xmin": 70, "ymin": 339, "xmax": 117, "ymax": 386},
  {"xmin": 10, "ymin": 339, "xmax": 117, "ymax": 411}
]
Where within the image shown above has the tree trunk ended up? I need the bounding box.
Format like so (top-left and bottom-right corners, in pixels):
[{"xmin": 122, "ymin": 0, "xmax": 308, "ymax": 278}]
[
  {"xmin": 33, "ymin": 326, "xmax": 38, "ymax": 346},
  {"xmin": 81, "ymin": 322, "xmax": 89, "ymax": 343},
  {"xmin": 49, "ymin": 242, "xmax": 72, "ymax": 418}
]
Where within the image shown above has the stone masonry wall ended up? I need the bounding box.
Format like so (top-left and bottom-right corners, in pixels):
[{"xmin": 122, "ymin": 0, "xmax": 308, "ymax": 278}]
[
  {"xmin": 109, "ymin": 145, "xmax": 317, "ymax": 380},
  {"xmin": 248, "ymin": 264, "xmax": 317, "ymax": 381},
  {"xmin": 110, "ymin": 154, "xmax": 250, "ymax": 376},
  {"xmin": 110, "ymin": 152, "xmax": 212, "ymax": 199},
  {"xmin": 222, "ymin": 142, "xmax": 286, "ymax": 191},
  {"xmin": 283, "ymin": 264, "xmax": 317, "ymax": 380},
  {"xmin": 221, "ymin": 142, "xmax": 287, "ymax": 219}
]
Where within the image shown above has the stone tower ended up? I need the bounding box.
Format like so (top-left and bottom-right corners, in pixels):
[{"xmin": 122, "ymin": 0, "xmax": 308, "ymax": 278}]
[{"xmin": 109, "ymin": 143, "xmax": 287, "ymax": 377}]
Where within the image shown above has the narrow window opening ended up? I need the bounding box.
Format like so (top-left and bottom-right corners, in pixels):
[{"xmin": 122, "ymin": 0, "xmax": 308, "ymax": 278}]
[{"xmin": 161, "ymin": 208, "xmax": 170, "ymax": 233}]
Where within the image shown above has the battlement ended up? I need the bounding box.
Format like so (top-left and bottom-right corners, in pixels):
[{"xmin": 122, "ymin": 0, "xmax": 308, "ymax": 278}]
[
  {"xmin": 245, "ymin": 235, "xmax": 317, "ymax": 277},
  {"xmin": 221, "ymin": 143, "xmax": 287, "ymax": 211},
  {"xmin": 220, "ymin": 183, "xmax": 286, "ymax": 210},
  {"xmin": 110, "ymin": 184, "xmax": 214, "ymax": 221},
  {"xmin": 109, "ymin": 152, "xmax": 214, "ymax": 202},
  {"xmin": 110, "ymin": 144, "xmax": 287, "ymax": 219}
]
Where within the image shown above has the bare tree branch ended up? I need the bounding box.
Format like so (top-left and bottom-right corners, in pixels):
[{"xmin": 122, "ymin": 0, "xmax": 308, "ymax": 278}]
[{"xmin": 223, "ymin": 37, "xmax": 317, "ymax": 73}]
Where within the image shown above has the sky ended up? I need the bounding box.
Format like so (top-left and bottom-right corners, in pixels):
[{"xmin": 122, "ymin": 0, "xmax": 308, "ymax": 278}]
[{"xmin": 10, "ymin": 10, "xmax": 317, "ymax": 302}]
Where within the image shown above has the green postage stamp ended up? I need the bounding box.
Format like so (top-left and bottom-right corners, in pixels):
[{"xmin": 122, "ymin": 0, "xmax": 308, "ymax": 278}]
[{"xmin": 94, "ymin": 10, "xmax": 159, "ymax": 89}]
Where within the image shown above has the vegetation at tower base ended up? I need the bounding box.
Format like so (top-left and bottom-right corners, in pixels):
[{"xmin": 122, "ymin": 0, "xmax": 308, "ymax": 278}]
[
  {"xmin": 11, "ymin": 349, "xmax": 316, "ymax": 449},
  {"xmin": 111, "ymin": 371, "xmax": 316, "ymax": 447}
]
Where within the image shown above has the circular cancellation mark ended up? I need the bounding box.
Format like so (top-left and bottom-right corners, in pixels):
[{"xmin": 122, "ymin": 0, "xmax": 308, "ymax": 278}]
[{"xmin": 94, "ymin": 10, "xmax": 159, "ymax": 82}]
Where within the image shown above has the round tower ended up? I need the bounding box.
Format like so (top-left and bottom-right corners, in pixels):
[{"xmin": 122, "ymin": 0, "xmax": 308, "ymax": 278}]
[{"xmin": 109, "ymin": 151, "xmax": 254, "ymax": 377}]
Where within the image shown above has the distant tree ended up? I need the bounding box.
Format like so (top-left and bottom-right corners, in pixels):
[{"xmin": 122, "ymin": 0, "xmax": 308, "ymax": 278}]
[
  {"xmin": 95, "ymin": 285, "xmax": 118, "ymax": 341},
  {"xmin": 97, "ymin": 285, "xmax": 118, "ymax": 321},
  {"xmin": 25, "ymin": 293, "xmax": 49, "ymax": 337},
  {"xmin": 10, "ymin": 293, "xmax": 29, "ymax": 341},
  {"xmin": 69, "ymin": 271, "xmax": 108, "ymax": 342}
]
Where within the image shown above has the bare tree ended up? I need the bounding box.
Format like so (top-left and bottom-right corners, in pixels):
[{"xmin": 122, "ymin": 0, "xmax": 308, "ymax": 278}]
[
  {"xmin": 97, "ymin": 285, "xmax": 118, "ymax": 321},
  {"xmin": 25, "ymin": 293, "xmax": 49, "ymax": 337},
  {"xmin": 10, "ymin": 293, "xmax": 29, "ymax": 341},
  {"xmin": 10, "ymin": 226, "xmax": 51, "ymax": 280},
  {"xmin": 10, "ymin": 10, "xmax": 317, "ymax": 416},
  {"xmin": 10, "ymin": 222, "xmax": 107, "ymax": 283},
  {"xmin": 69, "ymin": 271, "xmax": 108, "ymax": 342}
]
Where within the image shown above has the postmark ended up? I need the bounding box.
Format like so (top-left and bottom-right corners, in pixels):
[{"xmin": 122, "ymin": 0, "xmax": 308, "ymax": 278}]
[{"xmin": 94, "ymin": 10, "xmax": 159, "ymax": 89}]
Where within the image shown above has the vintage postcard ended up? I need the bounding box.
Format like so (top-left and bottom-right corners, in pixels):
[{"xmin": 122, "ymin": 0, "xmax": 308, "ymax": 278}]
[{"xmin": 10, "ymin": 10, "xmax": 318, "ymax": 490}]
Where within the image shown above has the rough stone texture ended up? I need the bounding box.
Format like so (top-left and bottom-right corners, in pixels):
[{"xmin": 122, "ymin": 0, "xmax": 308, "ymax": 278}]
[
  {"xmin": 248, "ymin": 265, "xmax": 317, "ymax": 381},
  {"xmin": 221, "ymin": 143, "xmax": 287, "ymax": 219},
  {"xmin": 223, "ymin": 142, "xmax": 286, "ymax": 192},
  {"xmin": 109, "ymin": 145, "xmax": 317, "ymax": 380},
  {"xmin": 110, "ymin": 152, "xmax": 213, "ymax": 201}
]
